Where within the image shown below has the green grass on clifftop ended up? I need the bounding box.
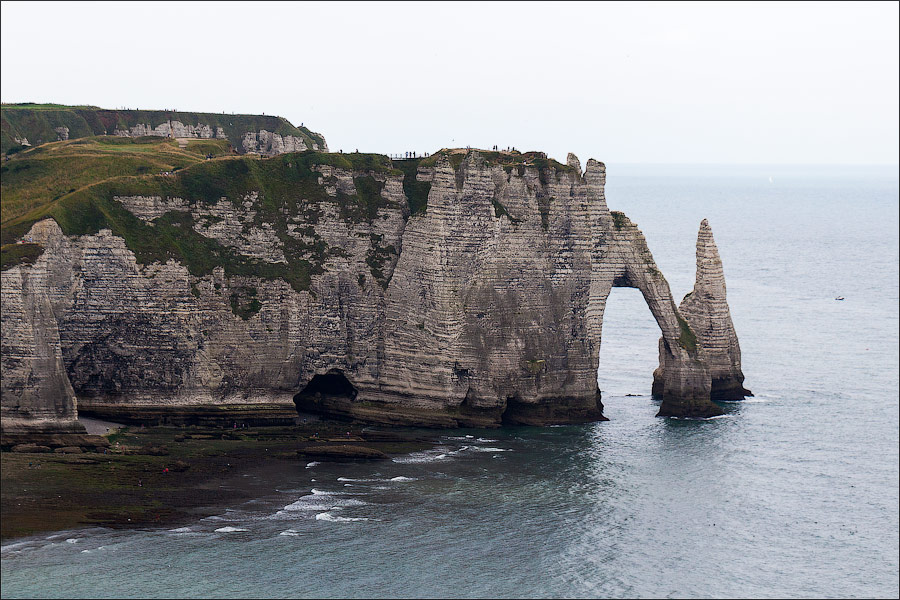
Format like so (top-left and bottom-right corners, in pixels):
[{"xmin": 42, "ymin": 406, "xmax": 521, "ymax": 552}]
[
  {"xmin": 1, "ymin": 149, "xmax": 403, "ymax": 296},
  {"xmin": 1, "ymin": 243, "xmax": 44, "ymax": 271},
  {"xmin": 1, "ymin": 103, "xmax": 327, "ymax": 155},
  {"xmin": 420, "ymin": 148, "xmax": 577, "ymax": 177},
  {"xmin": 1, "ymin": 136, "xmax": 233, "ymax": 224}
]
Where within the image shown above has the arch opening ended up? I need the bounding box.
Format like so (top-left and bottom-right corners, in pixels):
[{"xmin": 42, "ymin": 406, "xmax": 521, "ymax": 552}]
[{"xmin": 596, "ymin": 287, "xmax": 663, "ymax": 405}]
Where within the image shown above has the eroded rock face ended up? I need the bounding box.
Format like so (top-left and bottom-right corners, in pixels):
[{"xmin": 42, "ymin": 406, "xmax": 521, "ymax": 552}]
[
  {"xmin": 112, "ymin": 122, "xmax": 327, "ymax": 155},
  {"xmin": 1, "ymin": 221, "xmax": 85, "ymax": 440},
  {"xmin": 241, "ymin": 130, "xmax": 326, "ymax": 155},
  {"xmin": 114, "ymin": 121, "xmax": 223, "ymax": 139},
  {"xmin": 1, "ymin": 150, "xmax": 745, "ymax": 433},
  {"xmin": 663, "ymin": 219, "xmax": 751, "ymax": 402}
]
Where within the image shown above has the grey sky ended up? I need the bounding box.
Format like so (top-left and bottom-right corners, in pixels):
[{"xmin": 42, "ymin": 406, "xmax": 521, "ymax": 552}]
[{"xmin": 2, "ymin": 1, "xmax": 897, "ymax": 165}]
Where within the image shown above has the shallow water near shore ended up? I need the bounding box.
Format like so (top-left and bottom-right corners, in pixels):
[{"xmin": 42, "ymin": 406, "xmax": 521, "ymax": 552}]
[{"xmin": 2, "ymin": 166, "xmax": 898, "ymax": 598}]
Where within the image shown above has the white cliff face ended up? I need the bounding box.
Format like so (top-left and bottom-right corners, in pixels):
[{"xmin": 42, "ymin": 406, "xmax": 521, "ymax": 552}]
[
  {"xmin": 241, "ymin": 130, "xmax": 321, "ymax": 155},
  {"xmin": 112, "ymin": 121, "xmax": 326, "ymax": 156},
  {"xmin": 114, "ymin": 121, "xmax": 222, "ymax": 139},
  {"xmin": 0, "ymin": 220, "xmax": 82, "ymax": 434},
  {"xmin": 375, "ymin": 152, "xmax": 603, "ymax": 425},
  {"xmin": 1, "ymin": 150, "xmax": 742, "ymax": 433}
]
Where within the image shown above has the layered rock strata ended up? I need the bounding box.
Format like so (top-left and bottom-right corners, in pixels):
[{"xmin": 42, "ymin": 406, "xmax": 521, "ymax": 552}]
[
  {"xmin": 114, "ymin": 121, "xmax": 225, "ymax": 140},
  {"xmin": 240, "ymin": 130, "xmax": 325, "ymax": 155},
  {"xmin": 114, "ymin": 123, "xmax": 326, "ymax": 155},
  {"xmin": 0, "ymin": 222, "xmax": 106, "ymax": 448},
  {"xmin": 653, "ymin": 219, "xmax": 750, "ymax": 404},
  {"xmin": 1, "ymin": 150, "xmax": 746, "ymax": 436}
]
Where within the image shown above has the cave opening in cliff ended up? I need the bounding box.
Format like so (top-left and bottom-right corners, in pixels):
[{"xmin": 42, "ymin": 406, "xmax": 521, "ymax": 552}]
[{"xmin": 293, "ymin": 370, "xmax": 358, "ymax": 415}]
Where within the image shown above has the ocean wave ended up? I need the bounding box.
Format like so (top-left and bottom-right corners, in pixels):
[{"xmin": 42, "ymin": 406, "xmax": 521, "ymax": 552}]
[
  {"xmin": 669, "ymin": 414, "xmax": 734, "ymax": 421},
  {"xmin": 392, "ymin": 450, "xmax": 452, "ymax": 464},
  {"xmin": 168, "ymin": 527, "xmax": 193, "ymax": 533},
  {"xmin": 467, "ymin": 447, "xmax": 510, "ymax": 452},
  {"xmin": 281, "ymin": 495, "xmax": 367, "ymax": 513},
  {"xmin": 315, "ymin": 512, "xmax": 370, "ymax": 522},
  {"xmin": 389, "ymin": 476, "xmax": 416, "ymax": 482},
  {"xmin": 279, "ymin": 530, "xmax": 301, "ymax": 537},
  {"xmin": 476, "ymin": 438, "xmax": 497, "ymax": 443},
  {"xmin": 214, "ymin": 526, "xmax": 248, "ymax": 533},
  {"xmin": 1, "ymin": 540, "xmax": 40, "ymax": 553},
  {"xmin": 728, "ymin": 396, "xmax": 771, "ymax": 403},
  {"xmin": 305, "ymin": 461, "xmax": 321, "ymax": 469}
]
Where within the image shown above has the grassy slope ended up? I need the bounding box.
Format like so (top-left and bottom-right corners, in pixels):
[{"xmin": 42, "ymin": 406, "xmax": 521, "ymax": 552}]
[
  {"xmin": 1, "ymin": 136, "xmax": 232, "ymax": 224},
  {"xmin": 419, "ymin": 148, "xmax": 577, "ymax": 175},
  {"xmin": 1, "ymin": 142, "xmax": 404, "ymax": 303},
  {"xmin": 1, "ymin": 103, "xmax": 327, "ymax": 155}
]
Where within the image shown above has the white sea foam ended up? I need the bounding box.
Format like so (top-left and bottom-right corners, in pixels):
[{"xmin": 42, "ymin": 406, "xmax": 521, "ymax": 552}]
[
  {"xmin": 305, "ymin": 461, "xmax": 321, "ymax": 469},
  {"xmin": 214, "ymin": 526, "xmax": 248, "ymax": 533},
  {"xmin": 65, "ymin": 538, "xmax": 78, "ymax": 544},
  {"xmin": 2, "ymin": 540, "xmax": 38, "ymax": 553},
  {"xmin": 392, "ymin": 450, "xmax": 452, "ymax": 464},
  {"xmin": 315, "ymin": 512, "xmax": 370, "ymax": 522},
  {"xmin": 279, "ymin": 529, "xmax": 301, "ymax": 537},
  {"xmin": 476, "ymin": 438, "xmax": 498, "ymax": 443},
  {"xmin": 168, "ymin": 527, "xmax": 192, "ymax": 533},
  {"xmin": 669, "ymin": 414, "xmax": 734, "ymax": 421},
  {"xmin": 281, "ymin": 496, "xmax": 367, "ymax": 513},
  {"xmin": 389, "ymin": 476, "xmax": 416, "ymax": 482},
  {"xmin": 468, "ymin": 447, "xmax": 510, "ymax": 452},
  {"xmin": 731, "ymin": 396, "xmax": 770, "ymax": 404}
]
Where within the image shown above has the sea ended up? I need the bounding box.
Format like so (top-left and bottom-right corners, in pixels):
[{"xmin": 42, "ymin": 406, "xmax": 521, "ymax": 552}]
[{"xmin": 2, "ymin": 165, "xmax": 898, "ymax": 599}]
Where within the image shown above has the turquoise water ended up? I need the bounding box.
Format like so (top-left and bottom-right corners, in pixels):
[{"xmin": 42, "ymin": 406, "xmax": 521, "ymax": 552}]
[{"xmin": 2, "ymin": 166, "xmax": 898, "ymax": 598}]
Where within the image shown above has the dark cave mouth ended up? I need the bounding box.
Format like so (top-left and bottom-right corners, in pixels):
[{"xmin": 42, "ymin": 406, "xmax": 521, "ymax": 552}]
[{"xmin": 293, "ymin": 371, "xmax": 358, "ymax": 413}]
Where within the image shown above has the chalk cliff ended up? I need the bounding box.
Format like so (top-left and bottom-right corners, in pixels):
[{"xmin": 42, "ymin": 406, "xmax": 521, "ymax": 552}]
[
  {"xmin": 1, "ymin": 147, "xmax": 748, "ymax": 441},
  {"xmin": 654, "ymin": 219, "xmax": 751, "ymax": 405}
]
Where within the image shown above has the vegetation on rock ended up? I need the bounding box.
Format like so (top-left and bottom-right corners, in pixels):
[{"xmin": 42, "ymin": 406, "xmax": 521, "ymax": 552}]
[
  {"xmin": 1, "ymin": 141, "xmax": 403, "ymax": 304},
  {"xmin": 1, "ymin": 103, "xmax": 326, "ymax": 155},
  {"xmin": 0, "ymin": 242, "xmax": 44, "ymax": 271}
]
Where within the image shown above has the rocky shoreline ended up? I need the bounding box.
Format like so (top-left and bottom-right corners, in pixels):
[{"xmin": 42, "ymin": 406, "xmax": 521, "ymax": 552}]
[{"xmin": 0, "ymin": 421, "xmax": 435, "ymax": 541}]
